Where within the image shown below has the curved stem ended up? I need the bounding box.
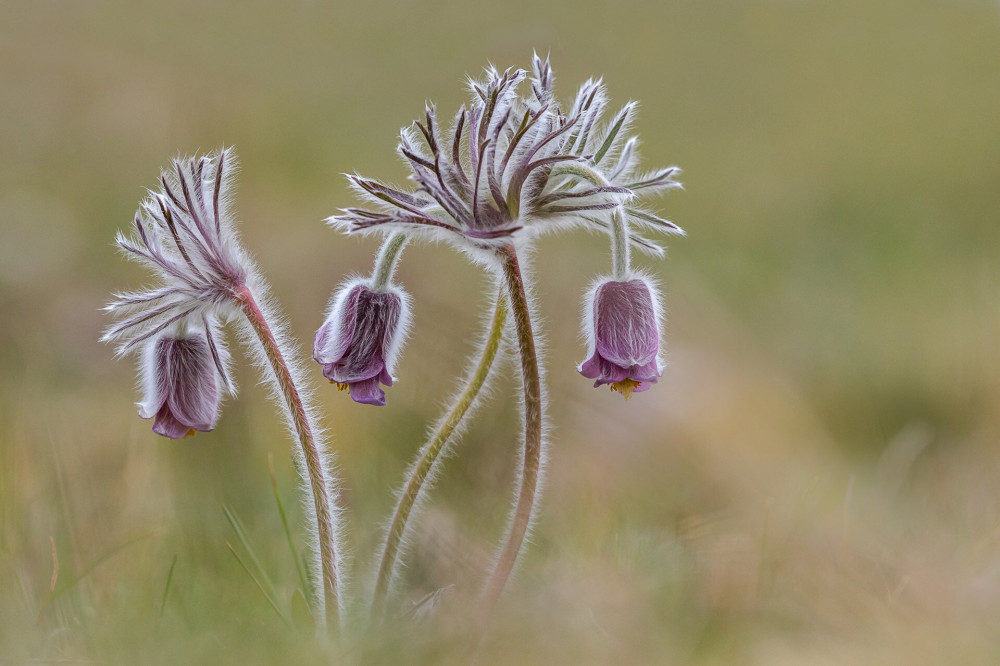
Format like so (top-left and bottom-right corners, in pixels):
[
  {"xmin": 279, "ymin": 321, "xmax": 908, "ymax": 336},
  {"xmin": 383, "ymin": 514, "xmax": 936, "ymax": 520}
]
[
  {"xmin": 237, "ymin": 287, "xmax": 341, "ymax": 635},
  {"xmin": 371, "ymin": 288, "xmax": 508, "ymax": 621},
  {"xmin": 481, "ymin": 244, "xmax": 544, "ymax": 615},
  {"xmin": 371, "ymin": 233, "xmax": 408, "ymax": 292}
]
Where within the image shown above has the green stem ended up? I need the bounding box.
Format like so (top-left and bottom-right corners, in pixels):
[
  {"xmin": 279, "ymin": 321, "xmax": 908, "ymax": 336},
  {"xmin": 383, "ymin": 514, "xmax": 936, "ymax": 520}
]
[
  {"xmin": 481, "ymin": 244, "xmax": 544, "ymax": 616},
  {"xmin": 372, "ymin": 233, "xmax": 408, "ymax": 292},
  {"xmin": 237, "ymin": 287, "xmax": 341, "ymax": 635},
  {"xmin": 370, "ymin": 288, "xmax": 508, "ymax": 621},
  {"xmin": 609, "ymin": 205, "xmax": 630, "ymax": 279}
]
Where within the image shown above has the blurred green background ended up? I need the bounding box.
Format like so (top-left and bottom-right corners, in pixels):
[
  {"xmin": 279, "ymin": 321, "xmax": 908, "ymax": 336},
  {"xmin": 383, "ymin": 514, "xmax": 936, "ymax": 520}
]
[{"xmin": 2, "ymin": 0, "xmax": 999, "ymax": 663}]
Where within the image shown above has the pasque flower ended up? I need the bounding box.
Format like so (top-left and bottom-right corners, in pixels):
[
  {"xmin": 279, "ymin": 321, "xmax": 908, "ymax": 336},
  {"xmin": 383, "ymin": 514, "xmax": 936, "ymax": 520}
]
[
  {"xmin": 104, "ymin": 149, "xmax": 345, "ymax": 630},
  {"xmin": 314, "ymin": 279, "xmax": 411, "ymax": 406},
  {"xmin": 139, "ymin": 326, "xmax": 223, "ymax": 438},
  {"xmin": 579, "ymin": 277, "xmax": 664, "ymax": 399},
  {"xmin": 102, "ymin": 149, "xmax": 247, "ymax": 433}
]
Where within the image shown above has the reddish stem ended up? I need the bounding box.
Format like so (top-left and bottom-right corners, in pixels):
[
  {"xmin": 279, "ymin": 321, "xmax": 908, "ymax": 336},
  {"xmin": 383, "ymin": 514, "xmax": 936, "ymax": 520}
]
[
  {"xmin": 481, "ymin": 244, "xmax": 543, "ymax": 615},
  {"xmin": 237, "ymin": 287, "xmax": 340, "ymax": 634}
]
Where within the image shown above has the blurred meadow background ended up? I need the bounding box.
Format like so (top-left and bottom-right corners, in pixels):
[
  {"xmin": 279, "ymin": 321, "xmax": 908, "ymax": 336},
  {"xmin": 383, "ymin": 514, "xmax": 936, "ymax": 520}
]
[{"xmin": 2, "ymin": 0, "xmax": 1000, "ymax": 663}]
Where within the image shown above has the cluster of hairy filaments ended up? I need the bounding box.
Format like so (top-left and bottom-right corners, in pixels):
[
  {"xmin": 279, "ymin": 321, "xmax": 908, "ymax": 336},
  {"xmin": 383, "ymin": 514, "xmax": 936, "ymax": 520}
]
[
  {"xmin": 103, "ymin": 150, "xmax": 248, "ymax": 358},
  {"xmin": 331, "ymin": 54, "xmax": 684, "ymax": 256}
]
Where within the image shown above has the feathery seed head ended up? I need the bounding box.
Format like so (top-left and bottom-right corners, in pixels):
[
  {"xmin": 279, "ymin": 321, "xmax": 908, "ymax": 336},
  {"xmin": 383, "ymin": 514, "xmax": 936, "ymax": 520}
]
[
  {"xmin": 102, "ymin": 148, "xmax": 251, "ymax": 356},
  {"xmin": 328, "ymin": 54, "xmax": 680, "ymax": 256}
]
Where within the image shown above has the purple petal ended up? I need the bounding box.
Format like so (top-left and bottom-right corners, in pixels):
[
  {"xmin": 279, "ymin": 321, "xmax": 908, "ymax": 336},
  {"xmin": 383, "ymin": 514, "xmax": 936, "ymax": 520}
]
[
  {"xmin": 579, "ymin": 352, "xmax": 630, "ymax": 387},
  {"xmin": 579, "ymin": 352, "xmax": 604, "ymax": 380},
  {"xmin": 630, "ymin": 379, "xmax": 654, "ymax": 393},
  {"xmin": 593, "ymin": 280, "xmax": 659, "ymax": 368},
  {"xmin": 152, "ymin": 403, "xmax": 195, "ymax": 439},
  {"xmin": 325, "ymin": 288, "xmax": 402, "ymax": 383},
  {"xmin": 159, "ymin": 336, "xmax": 219, "ymax": 431},
  {"xmin": 320, "ymin": 362, "xmax": 339, "ymax": 383},
  {"xmin": 628, "ymin": 358, "xmax": 661, "ymax": 384},
  {"xmin": 348, "ymin": 378, "xmax": 387, "ymax": 406},
  {"xmin": 314, "ymin": 285, "xmax": 363, "ymax": 364}
]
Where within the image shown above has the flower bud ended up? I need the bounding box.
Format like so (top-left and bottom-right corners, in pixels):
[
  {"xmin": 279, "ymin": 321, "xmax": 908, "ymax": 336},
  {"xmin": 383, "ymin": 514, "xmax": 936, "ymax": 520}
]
[
  {"xmin": 313, "ymin": 282, "xmax": 410, "ymax": 406},
  {"xmin": 138, "ymin": 330, "xmax": 221, "ymax": 438},
  {"xmin": 579, "ymin": 277, "xmax": 663, "ymax": 399}
]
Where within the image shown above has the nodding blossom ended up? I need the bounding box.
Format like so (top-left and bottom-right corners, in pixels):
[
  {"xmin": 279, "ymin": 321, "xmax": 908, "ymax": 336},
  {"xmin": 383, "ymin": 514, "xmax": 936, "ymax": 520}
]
[
  {"xmin": 328, "ymin": 54, "xmax": 680, "ymax": 256},
  {"xmin": 139, "ymin": 326, "xmax": 224, "ymax": 438},
  {"xmin": 313, "ymin": 280, "xmax": 411, "ymax": 406},
  {"xmin": 102, "ymin": 149, "xmax": 248, "ymax": 434},
  {"xmin": 579, "ymin": 277, "xmax": 664, "ymax": 399}
]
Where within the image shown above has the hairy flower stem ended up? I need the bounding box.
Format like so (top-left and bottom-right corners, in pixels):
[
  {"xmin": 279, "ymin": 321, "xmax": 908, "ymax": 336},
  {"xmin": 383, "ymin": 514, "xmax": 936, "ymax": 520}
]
[
  {"xmin": 481, "ymin": 244, "xmax": 544, "ymax": 616},
  {"xmin": 370, "ymin": 289, "xmax": 509, "ymax": 622},
  {"xmin": 609, "ymin": 206, "xmax": 631, "ymax": 279},
  {"xmin": 236, "ymin": 286, "xmax": 341, "ymax": 635},
  {"xmin": 372, "ymin": 233, "xmax": 408, "ymax": 292}
]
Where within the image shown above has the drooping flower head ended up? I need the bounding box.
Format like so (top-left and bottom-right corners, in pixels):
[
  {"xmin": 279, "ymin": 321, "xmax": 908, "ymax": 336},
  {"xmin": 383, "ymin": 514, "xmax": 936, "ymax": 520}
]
[
  {"xmin": 139, "ymin": 325, "xmax": 224, "ymax": 438},
  {"xmin": 314, "ymin": 279, "xmax": 412, "ymax": 406},
  {"xmin": 579, "ymin": 276, "xmax": 664, "ymax": 399},
  {"xmin": 103, "ymin": 149, "xmax": 249, "ymax": 434}
]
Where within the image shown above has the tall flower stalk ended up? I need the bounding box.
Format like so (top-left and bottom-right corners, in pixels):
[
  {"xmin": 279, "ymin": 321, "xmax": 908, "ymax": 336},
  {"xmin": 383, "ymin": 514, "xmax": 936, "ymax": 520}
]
[
  {"xmin": 237, "ymin": 286, "xmax": 343, "ymax": 632},
  {"xmin": 371, "ymin": 288, "xmax": 508, "ymax": 620},
  {"xmin": 102, "ymin": 149, "xmax": 344, "ymax": 633},
  {"xmin": 481, "ymin": 244, "xmax": 543, "ymax": 614}
]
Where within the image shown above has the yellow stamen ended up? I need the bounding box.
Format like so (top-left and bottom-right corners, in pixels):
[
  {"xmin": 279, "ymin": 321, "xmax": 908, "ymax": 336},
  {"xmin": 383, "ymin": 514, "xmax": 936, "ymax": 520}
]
[
  {"xmin": 184, "ymin": 428, "xmax": 196, "ymax": 438},
  {"xmin": 336, "ymin": 382, "xmax": 349, "ymax": 392},
  {"xmin": 610, "ymin": 379, "xmax": 642, "ymax": 400}
]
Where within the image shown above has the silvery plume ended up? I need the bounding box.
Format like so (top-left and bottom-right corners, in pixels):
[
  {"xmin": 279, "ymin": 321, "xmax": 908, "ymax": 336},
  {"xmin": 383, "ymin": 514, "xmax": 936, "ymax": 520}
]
[{"xmin": 328, "ymin": 54, "xmax": 648, "ymax": 258}]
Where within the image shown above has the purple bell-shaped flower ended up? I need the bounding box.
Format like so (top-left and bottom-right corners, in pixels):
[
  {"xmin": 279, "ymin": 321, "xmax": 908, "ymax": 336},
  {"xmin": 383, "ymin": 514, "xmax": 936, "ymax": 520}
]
[
  {"xmin": 579, "ymin": 277, "xmax": 664, "ymax": 399},
  {"xmin": 138, "ymin": 329, "xmax": 223, "ymax": 438},
  {"xmin": 313, "ymin": 280, "xmax": 411, "ymax": 406}
]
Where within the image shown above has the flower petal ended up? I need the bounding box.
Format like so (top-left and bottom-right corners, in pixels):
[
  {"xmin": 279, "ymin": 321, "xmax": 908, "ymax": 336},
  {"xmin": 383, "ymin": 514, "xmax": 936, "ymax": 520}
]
[
  {"xmin": 348, "ymin": 377, "xmax": 387, "ymax": 406},
  {"xmin": 152, "ymin": 403, "xmax": 195, "ymax": 439},
  {"xmin": 314, "ymin": 284, "xmax": 362, "ymax": 364},
  {"xmin": 161, "ymin": 336, "xmax": 219, "ymax": 431},
  {"xmin": 580, "ymin": 353, "xmax": 630, "ymax": 387},
  {"xmin": 593, "ymin": 279, "xmax": 659, "ymax": 367},
  {"xmin": 321, "ymin": 287, "xmax": 402, "ymax": 384},
  {"xmin": 627, "ymin": 358, "xmax": 662, "ymax": 384}
]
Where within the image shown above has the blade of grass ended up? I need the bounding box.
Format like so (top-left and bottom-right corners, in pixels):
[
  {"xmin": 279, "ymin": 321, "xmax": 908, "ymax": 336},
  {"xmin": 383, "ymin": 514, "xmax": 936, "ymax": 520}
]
[
  {"xmin": 48, "ymin": 536, "xmax": 59, "ymax": 593},
  {"xmin": 268, "ymin": 453, "xmax": 310, "ymax": 603},
  {"xmin": 159, "ymin": 554, "xmax": 178, "ymax": 618},
  {"xmin": 290, "ymin": 588, "xmax": 315, "ymax": 635},
  {"xmin": 301, "ymin": 551, "xmax": 316, "ymax": 603},
  {"xmin": 227, "ymin": 543, "xmax": 292, "ymax": 628},
  {"xmin": 222, "ymin": 505, "xmax": 278, "ymax": 603}
]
